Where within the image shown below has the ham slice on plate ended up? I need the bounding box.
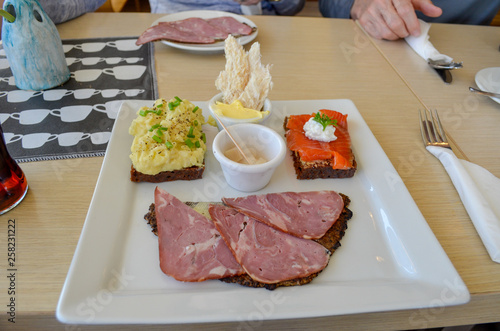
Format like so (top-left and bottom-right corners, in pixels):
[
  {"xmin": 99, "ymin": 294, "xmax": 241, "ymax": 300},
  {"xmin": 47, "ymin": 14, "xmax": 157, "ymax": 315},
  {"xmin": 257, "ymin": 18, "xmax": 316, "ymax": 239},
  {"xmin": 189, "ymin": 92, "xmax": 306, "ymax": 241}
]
[
  {"xmin": 136, "ymin": 22, "xmax": 216, "ymax": 45},
  {"xmin": 206, "ymin": 16, "xmax": 254, "ymax": 36},
  {"xmin": 222, "ymin": 191, "xmax": 344, "ymax": 239},
  {"xmin": 164, "ymin": 17, "xmax": 229, "ymax": 40},
  {"xmin": 154, "ymin": 187, "xmax": 244, "ymax": 282},
  {"xmin": 209, "ymin": 204, "xmax": 330, "ymax": 284}
]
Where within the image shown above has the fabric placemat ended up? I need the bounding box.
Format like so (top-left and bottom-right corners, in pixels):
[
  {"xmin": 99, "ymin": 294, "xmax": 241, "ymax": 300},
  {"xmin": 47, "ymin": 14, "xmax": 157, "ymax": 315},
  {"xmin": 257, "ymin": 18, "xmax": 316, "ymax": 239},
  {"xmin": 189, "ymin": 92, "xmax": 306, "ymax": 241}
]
[{"xmin": 0, "ymin": 36, "xmax": 158, "ymax": 162}]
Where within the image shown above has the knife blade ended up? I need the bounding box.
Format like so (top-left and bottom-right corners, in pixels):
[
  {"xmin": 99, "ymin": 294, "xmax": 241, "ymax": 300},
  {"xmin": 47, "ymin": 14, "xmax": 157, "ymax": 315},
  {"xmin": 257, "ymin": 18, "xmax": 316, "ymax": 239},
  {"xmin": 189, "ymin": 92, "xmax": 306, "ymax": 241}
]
[{"xmin": 433, "ymin": 67, "xmax": 452, "ymax": 84}]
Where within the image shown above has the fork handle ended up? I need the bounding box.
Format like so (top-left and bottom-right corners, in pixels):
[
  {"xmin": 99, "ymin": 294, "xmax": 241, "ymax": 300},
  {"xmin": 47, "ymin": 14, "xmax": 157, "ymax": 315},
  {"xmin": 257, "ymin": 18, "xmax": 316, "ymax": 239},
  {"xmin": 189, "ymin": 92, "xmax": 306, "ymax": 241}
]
[{"xmin": 426, "ymin": 146, "xmax": 500, "ymax": 263}]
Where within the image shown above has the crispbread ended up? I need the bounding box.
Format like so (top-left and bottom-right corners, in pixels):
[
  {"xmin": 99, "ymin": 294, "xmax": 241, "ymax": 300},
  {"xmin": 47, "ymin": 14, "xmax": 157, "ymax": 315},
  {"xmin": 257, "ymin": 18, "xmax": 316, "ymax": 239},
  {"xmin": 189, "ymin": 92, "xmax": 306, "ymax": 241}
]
[{"xmin": 215, "ymin": 35, "xmax": 272, "ymax": 111}]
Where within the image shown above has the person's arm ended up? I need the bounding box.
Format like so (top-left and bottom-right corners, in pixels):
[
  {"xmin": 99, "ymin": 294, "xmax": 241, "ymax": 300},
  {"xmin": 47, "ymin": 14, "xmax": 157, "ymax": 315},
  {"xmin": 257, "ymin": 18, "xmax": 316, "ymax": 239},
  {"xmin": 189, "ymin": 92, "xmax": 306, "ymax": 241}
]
[
  {"xmin": 37, "ymin": 0, "xmax": 107, "ymax": 24},
  {"xmin": 319, "ymin": 0, "xmax": 355, "ymax": 19},
  {"xmin": 350, "ymin": 0, "xmax": 442, "ymax": 40},
  {"xmin": 272, "ymin": 0, "xmax": 306, "ymax": 16}
]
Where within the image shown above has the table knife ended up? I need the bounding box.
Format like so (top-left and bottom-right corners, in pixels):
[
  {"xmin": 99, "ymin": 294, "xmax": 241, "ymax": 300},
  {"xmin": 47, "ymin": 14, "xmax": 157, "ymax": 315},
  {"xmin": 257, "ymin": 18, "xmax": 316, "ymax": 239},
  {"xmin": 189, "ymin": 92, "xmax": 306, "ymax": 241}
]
[{"xmin": 433, "ymin": 67, "xmax": 452, "ymax": 84}]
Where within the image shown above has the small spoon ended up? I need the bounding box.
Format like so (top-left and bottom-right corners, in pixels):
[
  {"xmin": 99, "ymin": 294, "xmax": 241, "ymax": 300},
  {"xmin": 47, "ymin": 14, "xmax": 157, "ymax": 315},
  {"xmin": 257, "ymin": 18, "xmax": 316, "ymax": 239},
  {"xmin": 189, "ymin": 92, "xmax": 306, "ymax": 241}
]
[
  {"xmin": 427, "ymin": 58, "xmax": 463, "ymax": 70},
  {"xmin": 469, "ymin": 86, "xmax": 500, "ymax": 98},
  {"xmin": 212, "ymin": 112, "xmax": 255, "ymax": 165}
]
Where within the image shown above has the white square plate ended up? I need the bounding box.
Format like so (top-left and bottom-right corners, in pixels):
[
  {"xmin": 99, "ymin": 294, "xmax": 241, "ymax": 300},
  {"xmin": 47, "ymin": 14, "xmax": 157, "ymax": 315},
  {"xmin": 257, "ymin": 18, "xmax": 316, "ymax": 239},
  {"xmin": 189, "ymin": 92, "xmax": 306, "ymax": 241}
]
[{"xmin": 56, "ymin": 99, "xmax": 469, "ymax": 324}]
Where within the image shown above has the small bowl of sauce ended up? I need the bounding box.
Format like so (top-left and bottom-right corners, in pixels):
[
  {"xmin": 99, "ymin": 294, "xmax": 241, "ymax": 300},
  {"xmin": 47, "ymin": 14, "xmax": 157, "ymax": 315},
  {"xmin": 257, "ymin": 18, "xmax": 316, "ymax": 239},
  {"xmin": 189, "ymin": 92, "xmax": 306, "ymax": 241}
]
[{"xmin": 212, "ymin": 123, "xmax": 286, "ymax": 192}]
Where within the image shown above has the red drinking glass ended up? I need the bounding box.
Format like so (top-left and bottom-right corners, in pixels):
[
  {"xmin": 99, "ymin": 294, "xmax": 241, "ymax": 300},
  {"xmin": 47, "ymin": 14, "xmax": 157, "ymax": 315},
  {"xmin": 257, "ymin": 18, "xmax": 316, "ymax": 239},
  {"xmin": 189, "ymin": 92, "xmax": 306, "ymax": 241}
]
[{"xmin": 0, "ymin": 124, "xmax": 28, "ymax": 215}]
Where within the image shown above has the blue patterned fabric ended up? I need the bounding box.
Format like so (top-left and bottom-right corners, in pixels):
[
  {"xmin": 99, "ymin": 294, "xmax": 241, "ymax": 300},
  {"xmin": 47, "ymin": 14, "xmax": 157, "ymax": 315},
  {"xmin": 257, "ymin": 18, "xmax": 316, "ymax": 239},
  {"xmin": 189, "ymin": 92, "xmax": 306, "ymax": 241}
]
[
  {"xmin": 148, "ymin": 0, "xmax": 305, "ymax": 16},
  {"xmin": 38, "ymin": 0, "xmax": 106, "ymax": 24}
]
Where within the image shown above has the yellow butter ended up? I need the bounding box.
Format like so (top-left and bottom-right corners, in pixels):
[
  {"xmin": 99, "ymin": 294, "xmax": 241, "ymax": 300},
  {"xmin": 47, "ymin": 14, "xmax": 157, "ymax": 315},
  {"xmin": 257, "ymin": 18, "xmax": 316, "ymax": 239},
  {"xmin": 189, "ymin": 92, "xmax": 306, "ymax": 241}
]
[
  {"xmin": 129, "ymin": 98, "xmax": 206, "ymax": 175},
  {"xmin": 213, "ymin": 100, "xmax": 268, "ymax": 119}
]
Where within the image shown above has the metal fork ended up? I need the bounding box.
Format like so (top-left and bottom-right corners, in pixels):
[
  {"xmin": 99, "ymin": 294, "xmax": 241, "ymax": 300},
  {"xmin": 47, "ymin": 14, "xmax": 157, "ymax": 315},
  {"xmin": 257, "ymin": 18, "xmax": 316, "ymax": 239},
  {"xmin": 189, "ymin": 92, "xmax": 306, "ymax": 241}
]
[
  {"xmin": 418, "ymin": 108, "xmax": 451, "ymax": 149},
  {"xmin": 418, "ymin": 108, "xmax": 500, "ymax": 263}
]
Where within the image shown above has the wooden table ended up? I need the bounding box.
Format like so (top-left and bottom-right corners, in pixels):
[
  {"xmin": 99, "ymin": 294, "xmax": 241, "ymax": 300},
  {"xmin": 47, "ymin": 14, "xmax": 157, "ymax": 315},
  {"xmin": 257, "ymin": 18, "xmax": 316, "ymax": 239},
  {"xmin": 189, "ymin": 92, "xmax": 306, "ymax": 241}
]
[{"xmin": 0, "ymin": 13, "xmax": 499, "ymax": 330}]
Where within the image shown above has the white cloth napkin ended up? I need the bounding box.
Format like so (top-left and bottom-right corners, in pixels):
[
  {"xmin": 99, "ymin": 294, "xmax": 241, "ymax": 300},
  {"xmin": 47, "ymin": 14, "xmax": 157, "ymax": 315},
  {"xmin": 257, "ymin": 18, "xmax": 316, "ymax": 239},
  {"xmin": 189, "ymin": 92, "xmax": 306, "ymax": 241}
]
[
  {"xmin": 405, "ymin": 19, "xmax": 453, "ymax": 63},
  {"xmin": 241, "ymin": 3, "xmax": 262, "ymax": 15},
  {"xmin": 427, "ymin": 146, "xmax": 500, "ymax": 263}
]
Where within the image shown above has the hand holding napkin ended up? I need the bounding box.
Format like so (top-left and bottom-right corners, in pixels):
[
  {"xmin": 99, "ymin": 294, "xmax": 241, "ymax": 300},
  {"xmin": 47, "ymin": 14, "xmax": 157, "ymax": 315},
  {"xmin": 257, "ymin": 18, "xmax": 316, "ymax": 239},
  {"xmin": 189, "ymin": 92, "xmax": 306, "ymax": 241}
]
[
  {"xmin": 405, "ymin": 19, "xmax": 453, "ymax": 63},
  {"xmin": 427, "ymin": 146, "xmax": 500, "ymax": 263}
]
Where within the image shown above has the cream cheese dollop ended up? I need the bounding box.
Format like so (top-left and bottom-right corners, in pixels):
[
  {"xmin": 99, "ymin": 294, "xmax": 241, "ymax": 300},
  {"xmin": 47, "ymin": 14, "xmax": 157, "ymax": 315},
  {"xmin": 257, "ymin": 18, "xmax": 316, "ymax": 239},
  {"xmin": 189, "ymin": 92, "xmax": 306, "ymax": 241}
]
[{"xmin": 303, "ymin": 117, "xmax": 337, "ymax": 142}]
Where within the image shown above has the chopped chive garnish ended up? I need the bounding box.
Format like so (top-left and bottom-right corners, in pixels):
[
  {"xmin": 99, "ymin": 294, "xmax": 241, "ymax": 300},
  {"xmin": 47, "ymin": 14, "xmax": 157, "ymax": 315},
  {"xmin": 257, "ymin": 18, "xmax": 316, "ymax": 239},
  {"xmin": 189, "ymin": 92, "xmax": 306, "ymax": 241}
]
[
  {"xmin": 201, "ymin": 132, "xmax": 206, "ymax": 143},
  {"xmin": 149, "ymin": 123, "xmax": 161, "ymax": 131},
  {"xmin": 187, "ymin": 126, "xmax": 195, "ymax": 138},
  {"xmin": 152, "ymin": 135, "xmax": 162, "ymax": 143},
  {"xmin": 175, "ymin": 96, "xmax": 182, "ymax": 102},
  {"xmin": 139, "ymin": 110, "xmax": 147, "ymax": 116},
  {"xmin": 156, "ymin": 129, "xmax": 163, "ymax": 136},
  {"xmin": 192, "ymin": 106, "xmax": 199, "ymax": 113},
  {"xmin": 194, "ymin": 120, "xmax": 198, "ymax": 126},
  {"xmin": 165, "ymin": 141, "xmax": 173, "ymax": 149},
  {"xmin": 184, "ymin": 139, "xmax": 194, "ymax": 148},
  {"xmin": 195, "ymin": 140, "xmax": 201, "ymax": 148},
  {"xmin": 168, "ymin": 102, "xmax": 174, "ymax": 110}
]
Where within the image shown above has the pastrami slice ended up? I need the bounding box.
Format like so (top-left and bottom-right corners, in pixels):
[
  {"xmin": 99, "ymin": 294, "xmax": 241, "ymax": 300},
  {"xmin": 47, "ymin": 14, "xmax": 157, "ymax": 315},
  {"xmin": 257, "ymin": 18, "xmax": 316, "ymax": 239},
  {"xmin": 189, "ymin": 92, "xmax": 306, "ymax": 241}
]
[
  {"xmin": 136, "ymin": 23, "xmax": 215, "ymax": 45},
  {"xmin": 154, "ymin": 187, "xmax": 243, "ymax": 282},
  {"xmin": 206, "ymin": 16, "xmax": 254, "ymax": 36},
  {"xmin": 209, "ymin": 204, "xmax": 330, "ymax": 284},
  {"xmin": 165, "ymin": 17, "xmax": 229, "ymax": 40},
  {"xmin": 222, "ymin": 191, "xmax": 344, "ymax": 239}
]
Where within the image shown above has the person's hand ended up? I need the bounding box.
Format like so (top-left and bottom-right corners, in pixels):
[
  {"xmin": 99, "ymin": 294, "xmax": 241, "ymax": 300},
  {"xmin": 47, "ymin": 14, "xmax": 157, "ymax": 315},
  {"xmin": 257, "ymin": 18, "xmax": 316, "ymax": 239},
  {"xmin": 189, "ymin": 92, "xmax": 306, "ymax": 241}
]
[{"xmin": 351, "ymin": 0, "xmax": 442, "ymax": 40}]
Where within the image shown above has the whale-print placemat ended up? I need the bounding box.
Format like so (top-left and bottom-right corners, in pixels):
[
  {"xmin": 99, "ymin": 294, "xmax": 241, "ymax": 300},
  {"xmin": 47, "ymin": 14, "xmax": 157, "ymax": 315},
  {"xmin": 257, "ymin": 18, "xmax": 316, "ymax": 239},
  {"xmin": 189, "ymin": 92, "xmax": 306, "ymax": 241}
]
[{"xmin": 0, "ymin": 36, "xmax": 158, "ymax": 162}]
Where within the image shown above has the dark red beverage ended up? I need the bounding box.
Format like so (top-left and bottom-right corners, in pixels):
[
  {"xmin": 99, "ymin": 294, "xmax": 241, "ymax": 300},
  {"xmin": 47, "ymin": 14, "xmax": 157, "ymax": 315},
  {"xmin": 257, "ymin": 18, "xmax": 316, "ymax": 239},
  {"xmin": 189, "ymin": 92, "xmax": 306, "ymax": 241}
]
[{"xmin": 0, "ymin": 125, "xmax": 28, "ymax": 215}]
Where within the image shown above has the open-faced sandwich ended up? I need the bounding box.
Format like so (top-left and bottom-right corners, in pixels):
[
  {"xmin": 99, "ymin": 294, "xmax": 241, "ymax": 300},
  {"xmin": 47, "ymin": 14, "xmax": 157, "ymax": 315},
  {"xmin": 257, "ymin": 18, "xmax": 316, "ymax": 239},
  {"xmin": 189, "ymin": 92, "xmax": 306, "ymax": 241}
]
[
  {"xmin": 144, "ymin": 188, "xmax": 352, "ymax": 290},
  {"xmin": 284, "ymin": 109, "xmax": 356, "ymax": 179},
  {"xmin": 129, "ymin": 97, "xmax": 206, "ymax": 182}
]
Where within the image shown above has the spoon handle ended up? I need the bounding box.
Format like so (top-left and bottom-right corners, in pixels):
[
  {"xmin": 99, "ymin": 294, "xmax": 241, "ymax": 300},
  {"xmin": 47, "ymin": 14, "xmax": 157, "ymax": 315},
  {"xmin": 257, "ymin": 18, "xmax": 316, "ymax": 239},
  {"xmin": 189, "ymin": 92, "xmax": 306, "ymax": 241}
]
[{"xmin": 469, "ymin": 86, "xmax": 500, "ymax": 98}]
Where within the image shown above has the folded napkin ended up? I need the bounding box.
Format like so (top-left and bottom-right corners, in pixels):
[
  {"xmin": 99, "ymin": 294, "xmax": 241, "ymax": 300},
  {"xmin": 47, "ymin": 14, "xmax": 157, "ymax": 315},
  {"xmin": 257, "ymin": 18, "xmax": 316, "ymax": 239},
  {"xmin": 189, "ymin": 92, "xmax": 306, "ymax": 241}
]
[
  {"xmin": 241, "ymin": 3, "xmax": 262, "ymax": 15},
  {"xmin": 405, "ymin": 19, "xmax": 453, "ymax": 63},
  {"xmin": 427, "ymin": 146, "xmax": 500, "ymax": 263}
]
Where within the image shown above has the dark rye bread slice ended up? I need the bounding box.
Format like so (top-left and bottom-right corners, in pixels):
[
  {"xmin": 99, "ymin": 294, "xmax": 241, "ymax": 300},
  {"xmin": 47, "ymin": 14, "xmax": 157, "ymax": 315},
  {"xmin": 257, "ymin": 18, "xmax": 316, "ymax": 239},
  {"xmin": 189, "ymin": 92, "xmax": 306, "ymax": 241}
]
[
  {"xmin": 144, "ymin": 194, "xmax": 352, "ymax": 291},
  {"xmin": 284, "ymin": 116, "xmax": 356, "ymax": 180},
  {"xmin": 130, "ymin": 164, "xmax": 204, "ymax": 183}
]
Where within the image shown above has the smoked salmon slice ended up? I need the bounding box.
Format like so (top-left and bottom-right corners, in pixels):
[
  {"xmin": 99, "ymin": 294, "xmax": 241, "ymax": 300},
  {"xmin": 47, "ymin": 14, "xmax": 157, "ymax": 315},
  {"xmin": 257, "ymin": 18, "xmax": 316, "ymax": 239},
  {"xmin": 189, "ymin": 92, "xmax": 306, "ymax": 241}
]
[{"xmin": 285, "ymin": 109, "xmax": 354, "ymax": 169}]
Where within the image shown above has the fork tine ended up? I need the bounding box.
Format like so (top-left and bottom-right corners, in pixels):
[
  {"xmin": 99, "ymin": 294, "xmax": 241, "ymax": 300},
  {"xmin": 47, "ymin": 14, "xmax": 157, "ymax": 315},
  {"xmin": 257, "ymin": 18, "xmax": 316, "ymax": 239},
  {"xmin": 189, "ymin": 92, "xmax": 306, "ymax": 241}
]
[
  {"xmin": 418, "ymin": 109, "xmax": 430, "ymax": 146},
  {"xmin": 431, "ymin": 109, "xmax": 449, "ymax": 144},
  {"xmin": 423, "ymin": 109, "xmax": 438, "ymax": 143}
]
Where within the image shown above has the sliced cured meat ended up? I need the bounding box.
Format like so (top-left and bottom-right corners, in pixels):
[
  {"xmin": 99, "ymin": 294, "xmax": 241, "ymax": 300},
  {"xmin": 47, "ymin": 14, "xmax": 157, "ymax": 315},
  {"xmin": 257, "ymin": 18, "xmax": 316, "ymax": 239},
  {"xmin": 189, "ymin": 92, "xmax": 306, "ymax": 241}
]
[
  {"xmin": 209, "ymin": 204, "xmax": 330, "ymax": 284},
  {"xmin": 222, "ymin": 191, "xmax": 344, "ymax": 240},
  {"xmin": 206, "ymin": 16, "xmax": 254, "ymax": 36},
  {"xmin": 154, "ymin": 187, "xmax": 243, "ymax": 282},
  {"xmin": 285, "ymin": 109, "xmax": 354, "ymax": 169},
  {"xmin": 136, "ymin": 23, "xmax": 215, "ymax": 46},
  {"xmin": 164, "ymin": 17, "xmax": 229, "ymax": 40}
]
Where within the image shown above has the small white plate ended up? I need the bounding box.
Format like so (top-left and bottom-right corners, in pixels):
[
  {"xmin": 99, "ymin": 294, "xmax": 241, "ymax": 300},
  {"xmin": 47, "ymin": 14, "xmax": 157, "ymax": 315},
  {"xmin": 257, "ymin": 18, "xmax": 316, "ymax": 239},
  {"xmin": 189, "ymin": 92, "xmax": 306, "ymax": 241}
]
[
  {"xmin": 56, "ymin": 99, "xmax": 469, "ymax": 325},
  {"xmin": 151, "ymin": 10, "xmax": 258, "ymax": 53},
  {"xmin": 475, "ymin": 67, "xmax": 500, "ymax": 104}
]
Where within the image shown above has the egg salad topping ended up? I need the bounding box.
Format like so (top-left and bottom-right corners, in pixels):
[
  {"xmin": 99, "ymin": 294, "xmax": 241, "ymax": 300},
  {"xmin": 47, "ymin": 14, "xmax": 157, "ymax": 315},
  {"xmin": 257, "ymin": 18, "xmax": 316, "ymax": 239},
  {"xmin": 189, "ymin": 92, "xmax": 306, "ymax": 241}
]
[{"xmin": 129, "ymin": 97, "xmax": 206, "ymax": 175}]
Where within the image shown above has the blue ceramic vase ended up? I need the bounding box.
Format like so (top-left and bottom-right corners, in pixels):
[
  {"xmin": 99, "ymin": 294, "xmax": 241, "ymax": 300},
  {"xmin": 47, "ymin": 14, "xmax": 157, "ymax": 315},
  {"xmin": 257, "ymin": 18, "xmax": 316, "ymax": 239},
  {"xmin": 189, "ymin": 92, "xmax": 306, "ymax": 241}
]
[{"xmin": 1, "ymin": 0, "xmax": 70, "ymax": 91}]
